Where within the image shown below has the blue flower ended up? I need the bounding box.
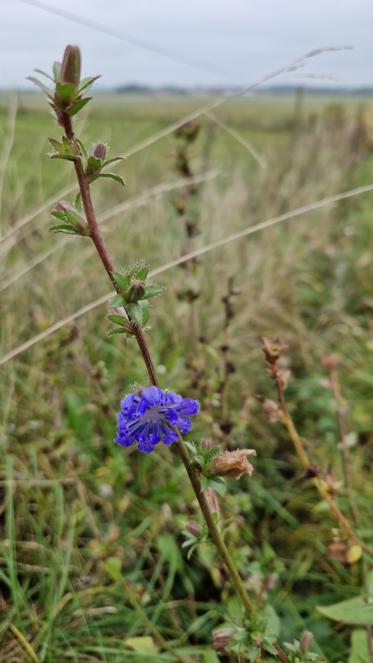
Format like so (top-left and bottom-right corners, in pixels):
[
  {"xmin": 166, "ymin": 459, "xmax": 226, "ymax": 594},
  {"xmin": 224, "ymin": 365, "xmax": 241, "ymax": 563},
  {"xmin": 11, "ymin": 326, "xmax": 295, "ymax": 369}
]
[{"xmin": 115, "ymin": 386, "xmax": 200, "ymax": 453}]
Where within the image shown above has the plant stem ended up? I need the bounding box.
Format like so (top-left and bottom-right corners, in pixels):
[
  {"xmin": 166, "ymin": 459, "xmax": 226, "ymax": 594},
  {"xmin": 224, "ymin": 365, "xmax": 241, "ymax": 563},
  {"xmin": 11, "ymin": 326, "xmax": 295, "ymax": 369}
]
[
  {"xmin": 275, "ymin": 376, "xmax": 373, "ymax": 558},
  {"xmin": 176, "ymin": 434, "xmax": 254, "ymax": 614},
  {"xmin": 61, "ymin": 112, "xmax": 254, "ymax": 617},
  {"xmin": 328, "ymin": 365, "xmax": 359, "ymax": 526},
  {"xmin": 63, "ymin": 113, "xmax": 158, "ymax": 386}
]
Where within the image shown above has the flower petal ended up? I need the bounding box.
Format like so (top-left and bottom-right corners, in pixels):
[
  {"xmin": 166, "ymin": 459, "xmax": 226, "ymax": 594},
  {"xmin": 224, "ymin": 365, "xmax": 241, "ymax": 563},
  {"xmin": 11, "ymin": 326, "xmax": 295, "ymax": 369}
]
[{"xmin": 178, "ymin": 398, "xmax": 200, "ymax": 416}]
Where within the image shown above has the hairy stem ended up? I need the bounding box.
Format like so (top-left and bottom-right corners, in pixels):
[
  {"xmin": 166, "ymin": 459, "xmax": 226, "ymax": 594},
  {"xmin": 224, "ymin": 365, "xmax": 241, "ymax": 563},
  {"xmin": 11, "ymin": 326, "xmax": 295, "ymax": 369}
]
[{"xmin": 61, "ymin": 112, "xmax": 255, "ymax": 617}]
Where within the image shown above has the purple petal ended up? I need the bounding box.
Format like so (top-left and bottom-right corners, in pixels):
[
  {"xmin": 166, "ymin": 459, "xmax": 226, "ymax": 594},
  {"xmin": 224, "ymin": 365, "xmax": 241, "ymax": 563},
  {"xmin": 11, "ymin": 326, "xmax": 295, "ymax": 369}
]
[
  {"xmin": 177, "ymin": 416, "xmax": 192, "ymax": 434},
  {"xmin": 165, "ymin": 391, "xmax": 183, "ymax": 407},
  {"xmin": 161, "ymin": 424, "xmax": 178, "ymax": 446},
  {"xmin": 178, "ymin": 398, "xmax": 200, "ymax": 416}
]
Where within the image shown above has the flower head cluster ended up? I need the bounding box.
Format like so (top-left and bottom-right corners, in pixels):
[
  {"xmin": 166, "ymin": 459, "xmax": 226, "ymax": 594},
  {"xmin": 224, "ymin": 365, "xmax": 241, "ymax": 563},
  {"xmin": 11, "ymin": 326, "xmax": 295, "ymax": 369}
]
[{"xmin": 115, "ymin": 386, "xmax": 200, "ymax": 453}]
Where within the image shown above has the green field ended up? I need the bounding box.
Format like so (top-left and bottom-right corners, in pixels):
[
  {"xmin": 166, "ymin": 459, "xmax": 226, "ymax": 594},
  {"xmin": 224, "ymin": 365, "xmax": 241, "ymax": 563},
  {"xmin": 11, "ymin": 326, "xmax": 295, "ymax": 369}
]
[{"xmin": 0, "ymin": 90, "xmax": 372, "ymax": 661}]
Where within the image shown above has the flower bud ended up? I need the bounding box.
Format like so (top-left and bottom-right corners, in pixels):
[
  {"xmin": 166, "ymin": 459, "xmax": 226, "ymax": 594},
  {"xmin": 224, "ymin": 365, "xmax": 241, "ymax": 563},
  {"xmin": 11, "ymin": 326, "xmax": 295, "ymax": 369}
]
[
  {"xmin": 327, "ymin": 541, "xmax": 347, "ymax": 562},
  {"xmin": 299, "ymin": 631, "xmax": 314, "ymax": 654},
  {"xmin": 185, "ymin": 522, "xmax": 200, "ymax": 537},
  {"xmin": 205, "ymin": 487, "xmax": 220, "ymax": 515},
  {"xmin": 91, "ymin": 143, "xmax": 107, "ymax": 161},
  {"xmin": 211, "ymin": 449, "xmax": 256, "ymax": 480},
  {"xmin": 321, "ymin": 354, "xmax": 339, "ymax": 371},
  {"xmin": 61, "ymin": 45, "xmax": 81, "ymax": 88},
  {"xmin": 124, "ymin": 280, "xmax": 146, "ymax": 303},
  {"xmin": 212, "ymin": 627, "xmax": 235, "ymax": 652}
]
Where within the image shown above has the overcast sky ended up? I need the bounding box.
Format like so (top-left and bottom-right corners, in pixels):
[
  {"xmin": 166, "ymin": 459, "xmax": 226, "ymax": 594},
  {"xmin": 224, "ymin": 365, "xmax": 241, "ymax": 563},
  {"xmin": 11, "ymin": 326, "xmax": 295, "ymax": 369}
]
[{"xmin": 1, "ymin": 0, "xmax": 373, "ymax": 89}]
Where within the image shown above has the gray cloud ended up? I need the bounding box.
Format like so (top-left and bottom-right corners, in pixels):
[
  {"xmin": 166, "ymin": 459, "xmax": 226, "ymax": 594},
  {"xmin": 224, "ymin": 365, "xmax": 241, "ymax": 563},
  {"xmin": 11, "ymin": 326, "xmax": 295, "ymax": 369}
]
[{"xmin": 0, "ymin": 0, "xmax": 372, "ymax": 88}]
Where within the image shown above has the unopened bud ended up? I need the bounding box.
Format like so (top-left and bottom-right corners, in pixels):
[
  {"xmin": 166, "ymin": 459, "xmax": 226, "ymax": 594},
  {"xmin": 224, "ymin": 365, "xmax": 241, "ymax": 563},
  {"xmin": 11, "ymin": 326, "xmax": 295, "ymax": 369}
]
[
  {"xmin": 322, "ymin": 354, "xmax": 339, "ymax": 371},
  {"xmin": 205, "ymin": 487, "xmax": 220, "ymax": 515},
  {"xmin": 124, "ymin": 280, "xmax": 146, "ymax": 303},
  {"xmin": 211, "ymin": 449, "xmax": 256, "ymax": 480},
  {"xmin": 212, "ymin": 627, "xmax": 235, "ymax": 652},
  {"xmin": 61, "ymin": 45, "xmax": 81, "ymax": 88},
  {"xmin": 185, "ymin": 522, "xmax": 200, "ymax": 537},
  {"xmin": 324, "ymin": 468, "xmax": 342, "ymax": 495},
  {"xmin": 328, "ymin": 540, "xmax": 349, "ymax": 563},
  {"xmin": 91, "ymin": 143, "xmax": 107, "ymax": 160},
  {"xmin": 299, "ymin": 630, "xmax": 313, "ymax": 654}
]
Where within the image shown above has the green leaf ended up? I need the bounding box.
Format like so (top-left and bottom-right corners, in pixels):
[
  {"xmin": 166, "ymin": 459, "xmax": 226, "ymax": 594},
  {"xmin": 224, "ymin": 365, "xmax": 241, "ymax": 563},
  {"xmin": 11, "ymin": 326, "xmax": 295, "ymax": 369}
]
[
  {"xmin": 49, "ymin": 153, "xmax": 76, "ymax": 162},
  {"xmin": 53, "ymin": 61, "xmax": 61, "ymax": 83},
  {"xmin": 125, "ymin": 636, "xmax": 158, "ymax": 654},
  {"xmin": 135, "ymin": 265, "xmax": 150, "ymax": 280},
  {"xmin": 55, "ymin": 82, "xmax": 76, "ymax": 106},
  {"xmin": 317, "ymin": 596, "xmax": 373, "ymax": 626},
  {"xmin": 68, "ymin": 96, "xmax": 91, "ymax": 116},
  {"xmin": 34, "ymin": 68, "xmax": 54, "ymax": 82},
  {"xmin": 48, "ymin": 137, "xmax": 76, "ymax": 160},
  {"xmin": 94, "ymin": 172, "xmax": 125, "ymax": 186},
  {"xmin": 78, "ymin": 75, "xmax": 101, "ymax": 93},
  {"xmin": 110, "ymin": 294, "xmax": 126, "ymax": 307},
  {"xmin": 209, "ymin": 477, "xmax": 226, "ymax": 496},
  {"xmin": 102, "ymin": 156, "xmax": 124, "ymax": 168},
  {"xmin": 86, "ymin": 155, "xmax": 101, "ymax": 175},
  {"xmin": 48, "ymin": 138, "xmax": 63, "ymax": 152},
  {"xmin": 203, "ymin": 650, "xmax": 220, "ymax": 663},
  {"xmin": 64, "ymin": 208, "xmax": 83, "ymax": 227},
  {"xmin": 263, "ymin": 605, "xmax": 281, "ymax": 639},
  {"xmin": 50, "ymin": 224, "xmax": 80, "ymax": 235},
  {"xmin": 157, "ymin": 533, "xmax": 183, "ymax": 573},
  {"xmin": 107, "ymin": 328, "xmax": 127, "ymax": 337},
  {"xmin": 103, "ymin": 556, "xmax": 121, "ymax": 581},
  {"xmin": 142, "ymin": 285, "xmax": 163, "ymax": 300},
  {"xmin": 27, "ymin": 76, "xmax": 51, "ymax": 97},
  {"xmin": 51, "ymin": 203, "xmax": 84, "ymax": 229},
  {"xmin": 139, "ymin": 300, "xmax": 150, "ymax": 325},
  {"xmin": 75, "ymin": 193, "xmax": 82, "ymax": 211},
  {"xmin": 368, "ymin": 570, "xmax": 373, "ymax": 595},
  {"xmin": 76, "ymin": 139, "xmax": 87, "ymax": 158},
  {"xmin": 113, "ymin": 272, "xmax": 130, "ymax": 293},
  {"xmin": 127, "ymin": 300, "xmax": 149, "ymax": 326},
  {"xmin": 349, "ymin": 629, "xmax": 369, "ymax": 663},
  {"xmin": 50, "ymin": 210, "xmax": 67, "ymax": 222},
  {"xmin": 106, "ymin": 314, "xmax": 127, "ymax": 325}
]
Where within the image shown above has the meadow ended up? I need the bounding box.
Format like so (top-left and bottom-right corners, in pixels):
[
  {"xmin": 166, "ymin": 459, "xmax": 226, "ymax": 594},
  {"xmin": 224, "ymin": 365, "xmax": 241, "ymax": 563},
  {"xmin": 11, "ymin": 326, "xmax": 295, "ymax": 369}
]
[{"xmin": 0, "ymin": 88, "xmax": 372, "ymax": 661}]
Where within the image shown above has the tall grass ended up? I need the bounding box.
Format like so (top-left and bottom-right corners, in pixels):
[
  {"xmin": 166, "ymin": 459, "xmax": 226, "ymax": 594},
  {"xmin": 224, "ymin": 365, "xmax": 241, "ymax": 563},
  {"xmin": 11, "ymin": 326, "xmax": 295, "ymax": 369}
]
[{"xmin": 0, "ymin": 81, "xmax": 372, "ymax": 661}]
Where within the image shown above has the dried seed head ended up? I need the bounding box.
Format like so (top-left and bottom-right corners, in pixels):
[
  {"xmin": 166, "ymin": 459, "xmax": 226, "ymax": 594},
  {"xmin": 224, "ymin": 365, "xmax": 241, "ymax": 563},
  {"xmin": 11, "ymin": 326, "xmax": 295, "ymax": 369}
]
[
  {"xmin": 261, "ymin": 336, "xmax": 288, "ymax": 363},
  {"xmin": 211, "ymin": 449, "xmax": 256, "ymax": 480},
  {"xmin": 261, "ymin": 398, "xmax": 283, "ymax": 423},
  {"xmin": 61, "ymin": 45, "xmax": 81, "ymax": 88},
  {"xmin": 212, "ymin": 627, "xmax": 235, "ymax": 652},
  {"xmin": 276, "ymin": 368, "xmax": 291, "ymax": 391}
]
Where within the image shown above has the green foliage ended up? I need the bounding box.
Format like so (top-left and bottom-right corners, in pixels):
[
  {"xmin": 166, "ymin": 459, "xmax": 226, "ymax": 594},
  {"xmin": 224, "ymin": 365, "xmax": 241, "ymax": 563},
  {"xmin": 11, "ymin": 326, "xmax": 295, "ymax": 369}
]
[
  {"xmin": 317, "ymin": 596, "xmax": 373, "ymax": 626},
  {"xmin": 349, "ymin": 629, "xmax": 370, "ymax": 663},
  {"xmin": 1, "ymin": 92, "xmax": 373, "ymax": 661}
]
